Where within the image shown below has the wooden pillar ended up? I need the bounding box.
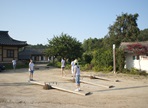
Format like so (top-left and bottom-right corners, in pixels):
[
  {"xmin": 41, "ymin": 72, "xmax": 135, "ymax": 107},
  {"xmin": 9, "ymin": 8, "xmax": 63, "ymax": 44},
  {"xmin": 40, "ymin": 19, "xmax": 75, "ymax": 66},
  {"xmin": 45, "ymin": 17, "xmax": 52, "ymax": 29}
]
[{"xmin": 113, "ymin": 44, "xmax": 116, "ymax": 74}]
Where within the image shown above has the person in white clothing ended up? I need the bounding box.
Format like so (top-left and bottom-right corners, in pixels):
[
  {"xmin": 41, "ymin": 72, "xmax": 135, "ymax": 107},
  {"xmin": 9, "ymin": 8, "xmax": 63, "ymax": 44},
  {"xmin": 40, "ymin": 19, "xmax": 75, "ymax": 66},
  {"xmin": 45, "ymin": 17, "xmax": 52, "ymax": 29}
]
[
  {"xmin": 71, "ymin": 59, "xmax": 75, "ymax": 77},
  {"xmin": 74, "ymin": 62, "xmax": 81, "ymax": 91},
  {"xmin": 12, "ymin": 58, "xmax": 16, "ymax": 70},
  {"xmin": 29, "ymin": 59, "xmax": 35, "ymax": 81},
  {"xmin": 61, "ymin": 58, "xmax": 66, "ymax": 77}
]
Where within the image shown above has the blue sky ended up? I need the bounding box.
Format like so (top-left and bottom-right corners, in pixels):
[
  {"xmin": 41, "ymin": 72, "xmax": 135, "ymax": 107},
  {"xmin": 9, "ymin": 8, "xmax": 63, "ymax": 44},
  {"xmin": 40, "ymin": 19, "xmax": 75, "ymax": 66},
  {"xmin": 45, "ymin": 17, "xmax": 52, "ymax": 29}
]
[{"xmin": 0, "ymin": 0, "xmax": 148, "ymax": 45}]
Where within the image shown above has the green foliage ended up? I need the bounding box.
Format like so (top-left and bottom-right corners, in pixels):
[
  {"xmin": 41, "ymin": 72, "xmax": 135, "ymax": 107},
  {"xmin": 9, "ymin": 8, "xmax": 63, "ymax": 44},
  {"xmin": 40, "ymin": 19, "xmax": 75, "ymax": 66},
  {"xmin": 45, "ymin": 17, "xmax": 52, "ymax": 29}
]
[
  {"xmin": 92, "ymin": 65, "xmax": 113, "ymax": 72},
  {"xmin": 81, "ymin": 13, "xmax": 143, "ymax": 74},
  {"xmin": 108, "ymin": 13, "xmax": 140, "ymax": 47},
  {"xmin": 82, "ymin": 53, "xmax": 93, "ymax": 64},
  {"xmin": 44, "ymin": 12, "xmax": 148, "ymax": 76},
  {"xmin": 138, "ymin": 28, "xmax": 148, "ymax": 41},
  {"xmin": 130, "ymin": 68, "xmax": 148, "ymax": 76},
  {"xmin": 92, "ymin": 65, "xmax": 103, "ymax": 72},
  {"xmin": 122, "ymin": 68, "xmax": 148, "ymax": 76},
  {"xmin": 31, "ymin": 44, "xmax": 48, "ymax": 49},
  {"xmin": 79, "ymin": 63, "xmax": 92, "ymax": 71},
  {"xmin": 116, "ymin": 48, "xmax": 125, "ymax": 72},
  {"xmin": 103, "ymin": 66, "xmax": 113, "ymax": 71},
  {"xmin": 45, "ymin": 33, "xmax": 83, "ymax": 61},
  {"xmin": 91, "ymin": 48, "xmax": 113, "ymax": 68},
  {"xmin": 82, "ymin": 38, "xmax": 103, "ymax": 52},
  {"xmin": 48, "ymin": 61, "xmax": 61, "ymax": 68},
  {"xmin": 130, "ymin": 68, "xmax": 139, "ymax": 74},
  {"xmin": 47, "ymin": 60, "xmax": 71, "ymax": 69}
]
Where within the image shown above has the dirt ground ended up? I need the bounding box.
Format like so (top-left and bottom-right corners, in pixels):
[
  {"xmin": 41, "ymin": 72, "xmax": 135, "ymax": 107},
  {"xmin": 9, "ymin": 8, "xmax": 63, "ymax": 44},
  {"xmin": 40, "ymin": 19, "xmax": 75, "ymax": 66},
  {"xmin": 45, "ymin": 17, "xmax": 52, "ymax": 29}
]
[{"xmin": 0, "ymin": 64, "xmax": 148, "ymax": 108}]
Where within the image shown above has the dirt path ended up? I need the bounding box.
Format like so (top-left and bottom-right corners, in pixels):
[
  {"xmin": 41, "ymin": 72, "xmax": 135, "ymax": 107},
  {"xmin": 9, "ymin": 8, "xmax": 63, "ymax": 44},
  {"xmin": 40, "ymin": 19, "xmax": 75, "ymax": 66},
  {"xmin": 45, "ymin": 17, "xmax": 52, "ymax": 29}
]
[{"xmin": 0, "ymin": 64, "xmax": 148, "ymax": 108}]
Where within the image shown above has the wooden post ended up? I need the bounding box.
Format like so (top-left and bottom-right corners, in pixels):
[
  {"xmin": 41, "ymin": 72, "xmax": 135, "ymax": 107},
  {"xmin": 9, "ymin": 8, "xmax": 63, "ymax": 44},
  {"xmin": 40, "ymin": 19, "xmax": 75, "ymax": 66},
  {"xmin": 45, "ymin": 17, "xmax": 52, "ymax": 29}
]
[{"xmin": 113, "ymin": 44, "xmax": 116, "ymax": 74}]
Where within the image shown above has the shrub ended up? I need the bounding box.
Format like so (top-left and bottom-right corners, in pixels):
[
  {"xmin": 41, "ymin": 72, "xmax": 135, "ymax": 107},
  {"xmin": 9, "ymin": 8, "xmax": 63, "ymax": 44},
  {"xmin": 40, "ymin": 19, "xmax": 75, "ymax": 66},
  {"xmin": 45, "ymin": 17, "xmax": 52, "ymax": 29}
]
[
  {"xmin": 92, "ymin": 65, "xmax": 103, "ymax": 72},
  {"xmin": 130, "ymin": 68, "xmax": 139, "ymax": 75},
  {"xmin": 103, "ymin": 66, "xmax": 113, "ymax": 71}
]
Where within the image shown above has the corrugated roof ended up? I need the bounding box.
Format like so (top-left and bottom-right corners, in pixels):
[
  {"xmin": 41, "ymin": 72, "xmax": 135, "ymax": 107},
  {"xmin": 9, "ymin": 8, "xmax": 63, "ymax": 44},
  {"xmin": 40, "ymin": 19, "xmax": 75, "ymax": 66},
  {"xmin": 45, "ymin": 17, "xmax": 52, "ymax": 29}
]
[{"xmin": 0, "ymin": 31, "xmax": 28, "ymax": 46}]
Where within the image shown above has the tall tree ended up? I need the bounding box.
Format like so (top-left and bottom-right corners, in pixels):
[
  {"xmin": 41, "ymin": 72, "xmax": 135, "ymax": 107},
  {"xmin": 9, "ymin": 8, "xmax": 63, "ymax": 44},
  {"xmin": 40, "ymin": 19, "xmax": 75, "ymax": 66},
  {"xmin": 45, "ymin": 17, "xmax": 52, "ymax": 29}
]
[
  {"xmin": 45, "ymin": 33, "xmax": 83, "ymax": 61},
  {"xmin": 82, "ymin": 38, "xmax": 103, "ymax": 52},
  {"xmin": 138, "ymin": 28, "xmax": 148, "ymax": 41},
  {"xmin": 108, "ymin": 13, "xmax": 140, "ymax": 47}
]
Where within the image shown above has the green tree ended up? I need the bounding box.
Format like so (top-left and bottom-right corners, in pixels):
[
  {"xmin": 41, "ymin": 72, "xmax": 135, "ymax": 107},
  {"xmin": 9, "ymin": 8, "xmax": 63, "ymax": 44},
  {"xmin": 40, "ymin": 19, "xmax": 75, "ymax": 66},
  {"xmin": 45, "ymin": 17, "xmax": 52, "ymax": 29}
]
[
  {"xmin": 108, "ymin": 13, "xmax": 140, "ymax": 47},
  {"xmin": 138, "ymin": 28, "xmax": 148, "ymax": 41},
  {"xmin": 82, "ymin": 38, "xmax": 103, "ymax": 52},
  {"xmin": 91, "ymin": 48, "xmax": 113, "ymax": 71},
  {"xmin": 45, "ymin": 33, "xmax": 83, "ymax": 61},
  {"xmin": 116, "ymin": 48, "xmax": 125, "ymax": 72},
  {"xmin": 82, "ymin": 52, "xmax": 93, "ymax": 64}
]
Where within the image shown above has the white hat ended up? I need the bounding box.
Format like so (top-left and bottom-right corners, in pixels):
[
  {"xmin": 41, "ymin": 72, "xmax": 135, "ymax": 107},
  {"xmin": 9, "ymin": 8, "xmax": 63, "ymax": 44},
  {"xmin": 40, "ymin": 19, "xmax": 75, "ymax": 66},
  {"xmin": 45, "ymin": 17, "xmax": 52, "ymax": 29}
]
[{"xmin": 74, "ymin": 59, "xmax": 78, "ymax": 64}]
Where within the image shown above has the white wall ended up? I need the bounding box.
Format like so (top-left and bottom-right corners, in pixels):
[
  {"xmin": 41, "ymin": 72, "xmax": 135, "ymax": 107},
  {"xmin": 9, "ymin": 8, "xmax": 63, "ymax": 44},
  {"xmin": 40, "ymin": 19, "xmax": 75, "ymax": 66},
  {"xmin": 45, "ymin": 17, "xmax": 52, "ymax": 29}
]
[
  {"xmin": 138, "ymin": 56, "xmax": 148, "ymax": 72},
  {"xmin": 125, "ymin": 54, "xmax": 148, "ymax": 72},
  {"xmin": 125, "ymin": 53, "xmax": 133, "ymax": 69}
]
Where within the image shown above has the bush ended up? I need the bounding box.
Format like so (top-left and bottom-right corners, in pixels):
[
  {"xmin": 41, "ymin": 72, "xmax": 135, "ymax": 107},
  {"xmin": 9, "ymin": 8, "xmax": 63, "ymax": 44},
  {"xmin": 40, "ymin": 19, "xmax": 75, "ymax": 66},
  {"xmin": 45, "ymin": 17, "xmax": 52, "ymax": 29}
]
[
  {"xmin": 80, "ymin": 63, "xmax": 93, "ymax": 71},
  {"xmin": 54, "ymin": 62, "xmax": 61, "ymax": 68},
  {"xmin": 103, "ymin": 66, "xmax": 113, "ymax": 71},
  {"xmin": 139, "ymin": 71, "xmax": 148, "ymax": 76},
  {"xmin": 92, "ymin": 65, "xmax": 103, "ymax": 72},
  {"xmin": 122, "ymin": 68, "xmax": 130, "ymax": 73},
  {"xmin": 130, "ymin": 68, "xmax": 139, "ymax": 75}
]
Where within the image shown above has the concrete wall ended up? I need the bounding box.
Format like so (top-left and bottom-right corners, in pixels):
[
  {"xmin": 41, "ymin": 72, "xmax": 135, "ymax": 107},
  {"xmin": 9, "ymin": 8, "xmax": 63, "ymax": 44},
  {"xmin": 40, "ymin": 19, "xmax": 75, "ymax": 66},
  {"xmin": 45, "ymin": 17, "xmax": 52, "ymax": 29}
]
[{"xmin": 125, "ymin": 54, "xmax": 148, "ymax": 72}]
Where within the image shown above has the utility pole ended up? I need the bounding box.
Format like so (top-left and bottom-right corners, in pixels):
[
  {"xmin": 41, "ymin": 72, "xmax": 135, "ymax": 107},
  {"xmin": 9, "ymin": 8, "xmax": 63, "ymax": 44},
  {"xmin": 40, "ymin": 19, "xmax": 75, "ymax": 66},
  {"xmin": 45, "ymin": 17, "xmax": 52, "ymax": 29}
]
[{"xmin": 113, "ymin": 44, "xmax": 116, "ymax": 74}]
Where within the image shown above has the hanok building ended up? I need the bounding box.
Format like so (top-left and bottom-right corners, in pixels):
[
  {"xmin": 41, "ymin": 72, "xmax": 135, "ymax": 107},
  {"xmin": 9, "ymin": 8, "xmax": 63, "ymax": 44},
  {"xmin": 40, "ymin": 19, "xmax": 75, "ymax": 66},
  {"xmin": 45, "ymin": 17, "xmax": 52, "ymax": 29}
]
[
  {"xmin": 0, "ymin": 31, "xmax": 28, "ymax": 62},
  {"xmin": 19, "ymin": 46, "xmax": 49, "ymax": 62}
]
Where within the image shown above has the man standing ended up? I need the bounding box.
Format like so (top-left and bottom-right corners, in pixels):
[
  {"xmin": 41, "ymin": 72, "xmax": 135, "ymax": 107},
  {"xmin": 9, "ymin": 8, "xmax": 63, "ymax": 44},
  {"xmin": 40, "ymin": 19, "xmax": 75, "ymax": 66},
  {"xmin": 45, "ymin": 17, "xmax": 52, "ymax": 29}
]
[
  {"xmin": 12, "ymin": 58, "xmax": 16, "ymax": 71},
  {"xmin": 74, "ymin": 62, "xmax": 81, "ymax": 91},
  {"xmin": 71, "ymin": 59, "xmax": 75, "ymax": 77},
  {"xmin": 61, "ymin": 58, "xmax": 66, "ymax": 77},
  {"xmin": 29, "ymin": 59, "xmax": 35, "ymax": 81}
]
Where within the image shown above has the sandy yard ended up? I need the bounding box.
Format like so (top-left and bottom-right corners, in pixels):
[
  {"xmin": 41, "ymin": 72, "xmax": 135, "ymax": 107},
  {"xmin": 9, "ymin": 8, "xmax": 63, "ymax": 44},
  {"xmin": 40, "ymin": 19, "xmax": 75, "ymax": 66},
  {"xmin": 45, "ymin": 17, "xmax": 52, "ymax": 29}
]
[{"xmin": 0, "ymin": 64, "xmax": 148, "ymax": 108}]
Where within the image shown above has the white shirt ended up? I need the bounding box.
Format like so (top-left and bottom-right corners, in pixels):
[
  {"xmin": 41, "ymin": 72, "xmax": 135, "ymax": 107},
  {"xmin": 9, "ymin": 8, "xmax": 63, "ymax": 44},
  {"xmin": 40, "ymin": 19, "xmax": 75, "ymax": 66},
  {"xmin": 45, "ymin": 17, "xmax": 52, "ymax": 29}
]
[
  {"xmin": 74, "ymin": 65, "xmax": 80, "ymax": 75},
  {"xmin": 12, "ymin": 60, "xmax": 16, "ymax": 65},
  {"xmin": 61, "ymin": 59, "xmax": 65, "ymax": 67},
  {"xmin": 71, "ymin": 61, "xmax": 74, "ymax": 67},
  {"xmin": 71, "ymin": 61, "xmax": 75, "ymax": 74},
  {"xmin": 29, "ymin": 62, "xmax": 34, "ymax": 71}
]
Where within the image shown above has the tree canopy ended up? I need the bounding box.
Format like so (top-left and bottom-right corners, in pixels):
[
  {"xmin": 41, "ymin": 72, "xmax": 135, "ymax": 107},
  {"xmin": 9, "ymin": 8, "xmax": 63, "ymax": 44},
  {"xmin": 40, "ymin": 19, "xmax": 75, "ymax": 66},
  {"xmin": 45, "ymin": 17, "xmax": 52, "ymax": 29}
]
[
  {"xmin": 138, "ymin": 28, "xmax": 148, "ymax": 41},
  {"xmin": 107, "ymin": 13, "xmax": 140, "ymax": 47},
  {"xmin": 45, "ymin": 33, "xmax": 83, "ymax": 61}
]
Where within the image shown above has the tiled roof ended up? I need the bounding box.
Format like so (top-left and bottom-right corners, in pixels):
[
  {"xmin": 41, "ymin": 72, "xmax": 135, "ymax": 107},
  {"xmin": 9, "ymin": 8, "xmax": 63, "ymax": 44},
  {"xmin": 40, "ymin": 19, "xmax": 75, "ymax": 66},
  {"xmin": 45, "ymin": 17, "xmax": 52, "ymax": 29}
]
[
  {"xmin": 19, "ymin": 47, "xmax": 45, "ymax": 60},
  {"xmin": 0, "ymin": 31, "xmax": 28, "ymax": 46}
]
